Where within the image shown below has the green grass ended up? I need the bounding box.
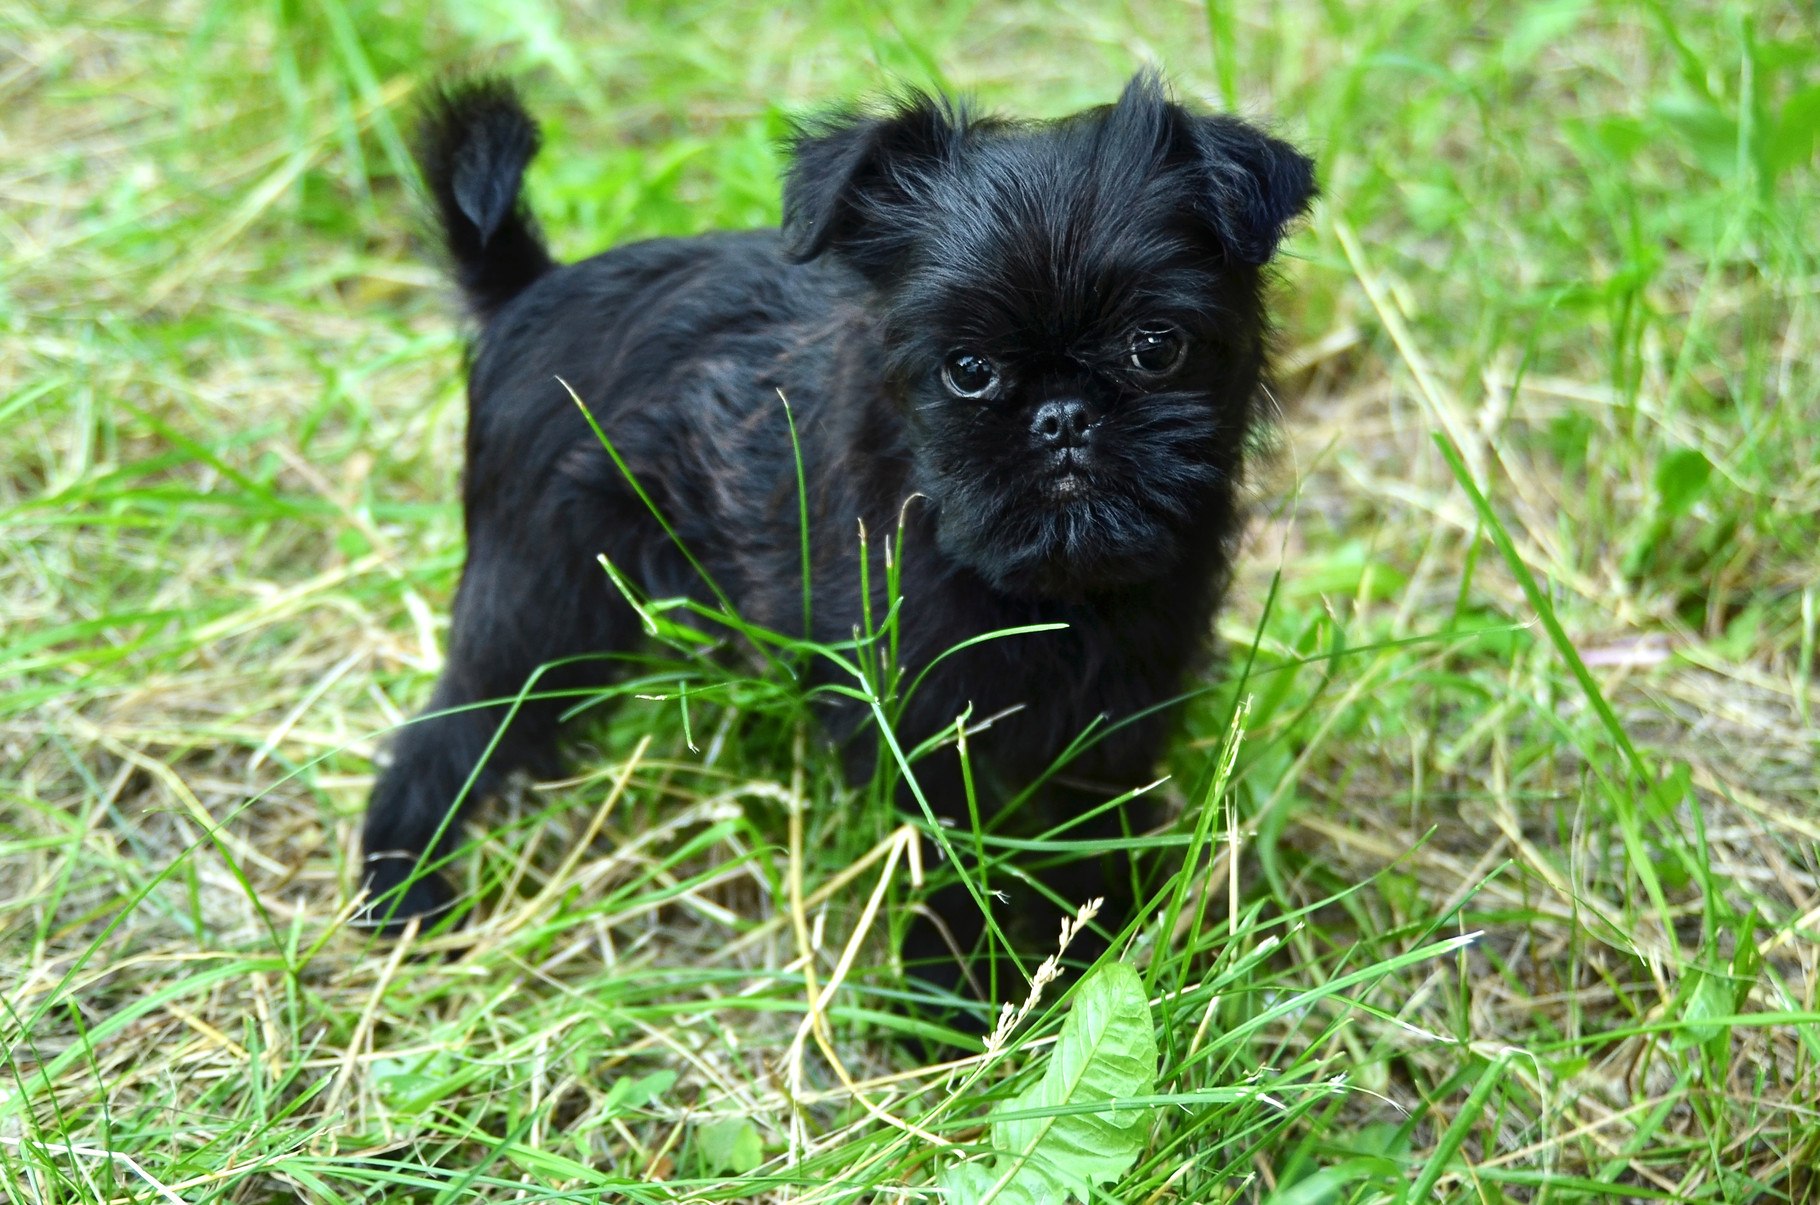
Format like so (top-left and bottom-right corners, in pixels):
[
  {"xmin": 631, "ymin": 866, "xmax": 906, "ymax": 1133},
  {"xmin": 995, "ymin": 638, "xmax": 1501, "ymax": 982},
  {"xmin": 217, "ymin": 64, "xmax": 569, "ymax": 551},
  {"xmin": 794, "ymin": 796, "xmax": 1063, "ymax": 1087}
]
[{"xmin": 3, "ymin": 0, "xmax": 1818, "ymax": 1200}]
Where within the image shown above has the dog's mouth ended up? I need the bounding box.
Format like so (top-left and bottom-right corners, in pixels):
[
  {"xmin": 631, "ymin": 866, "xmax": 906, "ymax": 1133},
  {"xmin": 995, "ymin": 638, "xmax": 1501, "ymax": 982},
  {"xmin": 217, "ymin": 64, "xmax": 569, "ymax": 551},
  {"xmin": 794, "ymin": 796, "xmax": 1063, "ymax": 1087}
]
[
  {"xmin": 1046, "ymin": 470, "xmax": 1088, "ymax": 501},
  {"xmin": 1042, "ymin": 451, "xmax": 1092, "ymax": 502}
]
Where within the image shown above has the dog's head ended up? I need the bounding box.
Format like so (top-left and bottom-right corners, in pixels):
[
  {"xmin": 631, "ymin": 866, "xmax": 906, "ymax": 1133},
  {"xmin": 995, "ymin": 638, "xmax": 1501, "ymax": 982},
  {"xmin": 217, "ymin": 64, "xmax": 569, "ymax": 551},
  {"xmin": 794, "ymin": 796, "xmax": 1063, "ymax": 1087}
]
[{"xmin": 782, "ymin": 73, "xmax": 1315, "ymax": 598}]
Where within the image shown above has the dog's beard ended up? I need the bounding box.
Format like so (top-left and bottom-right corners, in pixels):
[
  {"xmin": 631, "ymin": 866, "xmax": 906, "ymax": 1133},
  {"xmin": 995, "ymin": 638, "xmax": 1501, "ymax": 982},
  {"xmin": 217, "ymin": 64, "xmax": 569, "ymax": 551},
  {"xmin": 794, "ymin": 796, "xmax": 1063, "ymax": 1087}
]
[{"xmin": 918, "ymin": 392, "xmax": 1226, "ymax": 597}]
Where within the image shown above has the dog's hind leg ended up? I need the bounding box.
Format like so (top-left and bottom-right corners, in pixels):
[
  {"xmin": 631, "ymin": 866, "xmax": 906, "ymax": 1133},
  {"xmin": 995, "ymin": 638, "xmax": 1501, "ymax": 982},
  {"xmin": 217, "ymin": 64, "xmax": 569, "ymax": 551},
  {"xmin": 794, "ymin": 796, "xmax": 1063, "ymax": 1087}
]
[{"xmin": 357, "ymin": 471, "xmax": 647, "ymax": 934}]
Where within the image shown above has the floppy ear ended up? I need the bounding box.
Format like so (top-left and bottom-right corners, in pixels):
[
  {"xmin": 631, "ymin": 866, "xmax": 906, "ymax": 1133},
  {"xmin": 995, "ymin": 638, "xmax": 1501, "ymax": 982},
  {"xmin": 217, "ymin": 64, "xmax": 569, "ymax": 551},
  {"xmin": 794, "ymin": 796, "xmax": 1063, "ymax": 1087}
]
[
  {"xmin": 779, "ymin": 94, "xmax": 965, "ymax": 276},
  {"xmin": 1184, "ymin": 111, "xmax": 1318, "ymax": 266},
  {"xmin": 1103, "ymin": 72, "xmax": 1316, "ymax": 266}
]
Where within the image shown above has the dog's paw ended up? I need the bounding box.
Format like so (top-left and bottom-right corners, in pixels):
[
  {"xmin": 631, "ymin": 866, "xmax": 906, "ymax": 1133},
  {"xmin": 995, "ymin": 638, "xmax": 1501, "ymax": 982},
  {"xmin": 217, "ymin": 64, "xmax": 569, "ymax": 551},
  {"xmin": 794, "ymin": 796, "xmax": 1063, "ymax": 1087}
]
[{"xmin": 355, "ymin": 853, "xmax": 461, "ymax": 936}]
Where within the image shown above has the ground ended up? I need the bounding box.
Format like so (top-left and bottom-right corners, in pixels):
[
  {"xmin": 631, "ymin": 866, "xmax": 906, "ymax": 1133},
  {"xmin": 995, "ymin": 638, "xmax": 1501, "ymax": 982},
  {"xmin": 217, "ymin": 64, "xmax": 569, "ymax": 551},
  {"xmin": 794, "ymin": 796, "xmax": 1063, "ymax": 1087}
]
[{"xmin": 2, "ymin": 1, "xmax": 1817, "ymax": 1201}]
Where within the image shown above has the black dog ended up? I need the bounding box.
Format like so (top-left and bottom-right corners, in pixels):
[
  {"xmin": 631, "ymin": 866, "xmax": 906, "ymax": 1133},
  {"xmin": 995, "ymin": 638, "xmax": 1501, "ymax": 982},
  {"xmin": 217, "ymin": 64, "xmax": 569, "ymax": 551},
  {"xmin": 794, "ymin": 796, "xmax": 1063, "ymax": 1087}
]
[{"xmin": 360, "ymin": 73, "xmax": 1314, "ymax": 981}]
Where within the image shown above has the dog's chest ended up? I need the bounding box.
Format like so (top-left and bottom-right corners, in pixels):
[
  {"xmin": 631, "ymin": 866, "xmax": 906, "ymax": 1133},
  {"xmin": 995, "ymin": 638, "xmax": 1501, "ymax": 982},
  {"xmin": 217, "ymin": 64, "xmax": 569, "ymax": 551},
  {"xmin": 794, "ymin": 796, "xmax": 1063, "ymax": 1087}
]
[{"xmin": 893, "ymin": 581, "xmax": 1194, "ymax": 766}]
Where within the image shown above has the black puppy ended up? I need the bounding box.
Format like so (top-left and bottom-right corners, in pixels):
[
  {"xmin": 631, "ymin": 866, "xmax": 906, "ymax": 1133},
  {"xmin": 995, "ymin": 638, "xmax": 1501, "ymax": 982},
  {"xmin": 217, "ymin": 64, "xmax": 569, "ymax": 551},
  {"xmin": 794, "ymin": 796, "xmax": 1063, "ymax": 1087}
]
[{"xmin": 360, "ymin": 74, "xmax": 1314, "ymax": 977}]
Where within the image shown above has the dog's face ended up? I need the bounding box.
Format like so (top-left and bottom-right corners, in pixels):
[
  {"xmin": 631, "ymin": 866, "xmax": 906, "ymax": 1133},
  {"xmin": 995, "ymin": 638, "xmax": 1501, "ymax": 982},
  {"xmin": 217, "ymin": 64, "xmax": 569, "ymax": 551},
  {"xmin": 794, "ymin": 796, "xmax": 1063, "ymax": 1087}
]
[{"xmin": 782, "ymin": 74, "xmax": 1315, "ymax": 597}]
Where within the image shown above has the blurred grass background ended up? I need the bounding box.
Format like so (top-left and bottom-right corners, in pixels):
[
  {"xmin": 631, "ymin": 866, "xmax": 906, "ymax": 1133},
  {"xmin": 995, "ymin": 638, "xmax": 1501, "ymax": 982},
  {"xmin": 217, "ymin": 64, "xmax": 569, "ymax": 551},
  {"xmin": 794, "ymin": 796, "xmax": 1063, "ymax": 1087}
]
[{"xmin": 2, "ymin": 0, "xmax": 1817, "ymax": 1201}]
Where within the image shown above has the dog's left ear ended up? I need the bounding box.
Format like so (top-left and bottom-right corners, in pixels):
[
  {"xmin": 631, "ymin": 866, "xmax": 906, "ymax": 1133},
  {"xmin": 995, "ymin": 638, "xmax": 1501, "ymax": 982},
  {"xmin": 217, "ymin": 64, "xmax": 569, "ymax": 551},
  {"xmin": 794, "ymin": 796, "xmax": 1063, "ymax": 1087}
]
[
  {"xmin": 780, "ymin": 93, "xmax": 965, "ymax": 275},
  {"xmin": 1116, "ymin": 74, "xmax": 1317, "ymax": 266},
  {"xmin": 1186, "ymin": 111, "xmax": 1317, "ymax": 265}
]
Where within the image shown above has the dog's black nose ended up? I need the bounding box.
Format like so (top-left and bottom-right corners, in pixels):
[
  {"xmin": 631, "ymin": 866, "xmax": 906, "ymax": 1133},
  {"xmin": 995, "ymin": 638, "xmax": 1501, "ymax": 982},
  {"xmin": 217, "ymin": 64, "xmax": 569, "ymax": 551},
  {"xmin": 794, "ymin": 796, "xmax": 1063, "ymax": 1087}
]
[{"xmin": 1031, "ymin": 399, "xmax": 1091, "ymax": 448}]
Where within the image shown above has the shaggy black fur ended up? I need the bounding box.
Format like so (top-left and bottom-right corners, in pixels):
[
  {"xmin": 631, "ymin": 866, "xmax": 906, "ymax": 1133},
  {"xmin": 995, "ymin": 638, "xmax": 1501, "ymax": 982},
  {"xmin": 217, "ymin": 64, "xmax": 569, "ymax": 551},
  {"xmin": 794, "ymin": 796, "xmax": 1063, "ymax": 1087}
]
[{"xmin": 359, "ymin": 74, "xmax": 1314, "ymax": 983}]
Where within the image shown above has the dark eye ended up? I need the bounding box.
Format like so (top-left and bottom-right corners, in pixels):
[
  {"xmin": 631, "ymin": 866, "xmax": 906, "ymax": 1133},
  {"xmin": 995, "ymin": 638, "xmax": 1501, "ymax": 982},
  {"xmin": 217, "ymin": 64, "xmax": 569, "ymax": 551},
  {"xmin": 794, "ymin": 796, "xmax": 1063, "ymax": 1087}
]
[
  {"xmin": 1127, "ymin": 324, "xmax": 1187, "ymax": 376},
  {"xmin": 940, "ymin": 351, "xmax": 1000, "ymax": 400}
]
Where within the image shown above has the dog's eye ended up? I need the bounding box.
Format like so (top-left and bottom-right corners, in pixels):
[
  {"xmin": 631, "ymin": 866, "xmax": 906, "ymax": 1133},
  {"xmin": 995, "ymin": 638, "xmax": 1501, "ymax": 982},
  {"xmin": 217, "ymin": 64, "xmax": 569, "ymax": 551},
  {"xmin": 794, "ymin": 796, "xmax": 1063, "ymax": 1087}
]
[
  {"xmin": 941, "ymin": 351, "xmax": 1000, "ymax": 400},
  {"xmin": 1127, "ymin": 325, "xmax": 1187, "ymax": 376}
]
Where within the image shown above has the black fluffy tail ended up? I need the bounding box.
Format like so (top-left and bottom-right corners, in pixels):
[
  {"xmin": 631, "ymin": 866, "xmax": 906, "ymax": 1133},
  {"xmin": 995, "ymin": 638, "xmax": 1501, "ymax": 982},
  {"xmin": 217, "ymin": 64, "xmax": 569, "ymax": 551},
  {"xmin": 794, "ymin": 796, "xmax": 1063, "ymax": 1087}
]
[{"xmin": 413, "ymin": 77, "xmax": 555, "ymax": 321}]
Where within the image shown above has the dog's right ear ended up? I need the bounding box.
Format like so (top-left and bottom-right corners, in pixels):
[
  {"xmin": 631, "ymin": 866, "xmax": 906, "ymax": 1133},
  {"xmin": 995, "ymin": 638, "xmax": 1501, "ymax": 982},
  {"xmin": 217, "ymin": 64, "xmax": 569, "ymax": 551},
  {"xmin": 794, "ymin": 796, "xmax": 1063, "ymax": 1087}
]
[{"xmin": 780, "ymin": 94, "xmax": 965, "ymax": 276}]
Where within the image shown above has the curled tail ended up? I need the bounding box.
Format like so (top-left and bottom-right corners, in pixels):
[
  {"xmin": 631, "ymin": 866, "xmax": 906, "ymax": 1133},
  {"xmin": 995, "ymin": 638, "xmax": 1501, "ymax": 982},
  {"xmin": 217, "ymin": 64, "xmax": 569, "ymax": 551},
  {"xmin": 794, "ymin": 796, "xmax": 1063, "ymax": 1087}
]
[{"xmin": 413, "ymin": 77, "xmax": 555, "ymax": 321}]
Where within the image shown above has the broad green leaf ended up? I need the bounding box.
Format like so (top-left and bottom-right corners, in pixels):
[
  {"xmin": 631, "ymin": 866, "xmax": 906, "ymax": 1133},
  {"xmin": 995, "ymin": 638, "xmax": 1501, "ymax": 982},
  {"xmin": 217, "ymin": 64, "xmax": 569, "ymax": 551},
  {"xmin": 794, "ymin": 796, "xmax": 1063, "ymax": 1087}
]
[
  {"xmin": 1652, "ymin": 94, "xmax": 1740, "ymax": 180},
  {"xmin": 603, "ymin": 1068, "xmax": 676, "ymax": 1115},
  {"xmin": 1730, "ymin": 909, "xmax": 1764, "ymax": 1004},
  {"xmin": 938, "ymin": 962, "xmax": 1158, "ymax": 1205},
  {"xmin": 1764, "ymin": 85, "xmax": 1820, "ymax": 185},
  {"xmin": 1498, "ymin": 0, "xmax": 1588, "ymax": 71},
  {"xmin": 1265, "ymin": 1156, "xmax": 1403, "ymax": 1205},
  {"xmin": 697, "ymin": 1117, "xmax": 764, "ymax": 1175},
  {"xmin": 1673, "ymin": 970, "xmax": 1735, "ymax": 1050},
  {"xmin": 1653, "ymin": 447, "xmax": 1711, "ymax": 518},
  {"xmin": 369, "ymin": 1049, "xmax": 456, "ymax": 1117}
]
